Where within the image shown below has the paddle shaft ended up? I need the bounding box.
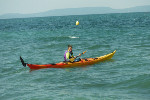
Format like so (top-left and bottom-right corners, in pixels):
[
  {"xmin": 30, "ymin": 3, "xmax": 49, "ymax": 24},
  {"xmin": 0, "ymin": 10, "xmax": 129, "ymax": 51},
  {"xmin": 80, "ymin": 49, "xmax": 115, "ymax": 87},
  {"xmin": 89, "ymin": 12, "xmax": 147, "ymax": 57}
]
[{"xmin": 70, "ymin": 51, "xmax": 86, "ymax": 62}]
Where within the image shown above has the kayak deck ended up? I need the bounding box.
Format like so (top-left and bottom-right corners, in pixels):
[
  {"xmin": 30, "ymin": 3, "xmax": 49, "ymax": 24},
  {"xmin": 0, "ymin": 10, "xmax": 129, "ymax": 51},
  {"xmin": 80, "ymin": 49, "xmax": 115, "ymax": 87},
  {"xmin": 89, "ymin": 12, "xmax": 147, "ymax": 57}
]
[{"xmin": 23, "ymin": 50, "xmax": 116, "ymax": 69}]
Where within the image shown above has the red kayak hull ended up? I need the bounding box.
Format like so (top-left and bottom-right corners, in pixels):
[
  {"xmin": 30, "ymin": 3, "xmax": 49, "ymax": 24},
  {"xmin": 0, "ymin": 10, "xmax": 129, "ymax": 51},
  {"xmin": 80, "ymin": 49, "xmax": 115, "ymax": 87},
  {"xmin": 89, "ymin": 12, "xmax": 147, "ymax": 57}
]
[{"xmin": 27, "ymin": 50, "xmax": 116, "ymax": 69}]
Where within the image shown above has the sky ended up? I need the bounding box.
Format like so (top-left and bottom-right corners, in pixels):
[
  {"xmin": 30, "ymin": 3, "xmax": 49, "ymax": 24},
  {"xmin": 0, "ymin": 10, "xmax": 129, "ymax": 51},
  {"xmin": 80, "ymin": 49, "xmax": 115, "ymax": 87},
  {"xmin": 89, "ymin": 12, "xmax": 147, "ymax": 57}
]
[{"xmin": 0, "ymin": 0, "xmax": 150, "ymax": 15}]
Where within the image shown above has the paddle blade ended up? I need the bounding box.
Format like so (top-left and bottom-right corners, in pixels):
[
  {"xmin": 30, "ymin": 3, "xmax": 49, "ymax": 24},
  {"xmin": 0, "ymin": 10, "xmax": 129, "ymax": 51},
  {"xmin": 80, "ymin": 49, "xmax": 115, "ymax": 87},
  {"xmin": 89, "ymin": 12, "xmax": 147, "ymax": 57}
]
[
  {"xmin": 82, "ymin": 51, "xmax": 86, "ymax": 54},
  {"xmin": 20, "ymin": 56, "xmax": 27, "ymax": 67}
]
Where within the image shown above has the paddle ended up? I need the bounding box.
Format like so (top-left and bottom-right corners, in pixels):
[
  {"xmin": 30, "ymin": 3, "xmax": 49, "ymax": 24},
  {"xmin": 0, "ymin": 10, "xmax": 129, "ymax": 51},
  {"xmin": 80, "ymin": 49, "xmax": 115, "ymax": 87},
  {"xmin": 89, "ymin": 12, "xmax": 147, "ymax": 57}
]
[{"xmin": 70, "ymin": 51, "xmax": 86, "ymax": 62}]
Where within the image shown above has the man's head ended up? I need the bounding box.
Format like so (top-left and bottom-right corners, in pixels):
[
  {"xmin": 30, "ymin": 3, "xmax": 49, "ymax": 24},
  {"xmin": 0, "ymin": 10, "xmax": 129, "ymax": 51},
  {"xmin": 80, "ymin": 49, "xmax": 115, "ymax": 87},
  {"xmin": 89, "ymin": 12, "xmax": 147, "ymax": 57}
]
[{"xmin": 68, "ymin": 45, "xmax": 72, "ymax": 52}]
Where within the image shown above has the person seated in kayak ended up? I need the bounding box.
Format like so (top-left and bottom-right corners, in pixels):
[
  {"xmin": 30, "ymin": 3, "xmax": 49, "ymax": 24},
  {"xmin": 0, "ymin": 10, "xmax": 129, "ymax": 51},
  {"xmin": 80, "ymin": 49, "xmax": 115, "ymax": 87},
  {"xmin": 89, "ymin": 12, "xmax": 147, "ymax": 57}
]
[{"xmin": 64, "ymin": 45, "xmax": 81, "ymax": 62}]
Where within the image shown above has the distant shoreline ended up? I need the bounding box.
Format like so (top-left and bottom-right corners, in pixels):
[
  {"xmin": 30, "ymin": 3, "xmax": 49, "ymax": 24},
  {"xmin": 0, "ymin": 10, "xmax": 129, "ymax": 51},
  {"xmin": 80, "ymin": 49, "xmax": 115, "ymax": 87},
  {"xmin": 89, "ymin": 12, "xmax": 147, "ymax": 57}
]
[{"xmin": 0, "ymin": 5, "xmax": 150, "ymax": 19}]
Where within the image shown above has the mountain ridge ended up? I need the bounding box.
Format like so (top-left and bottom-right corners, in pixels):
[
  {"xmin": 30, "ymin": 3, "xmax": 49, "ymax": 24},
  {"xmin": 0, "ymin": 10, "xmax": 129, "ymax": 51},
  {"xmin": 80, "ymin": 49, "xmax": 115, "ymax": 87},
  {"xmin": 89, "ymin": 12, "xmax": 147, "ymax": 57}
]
[{"xmin": 0, "ymin": 5, "xmax": 150, "ymax": 19}]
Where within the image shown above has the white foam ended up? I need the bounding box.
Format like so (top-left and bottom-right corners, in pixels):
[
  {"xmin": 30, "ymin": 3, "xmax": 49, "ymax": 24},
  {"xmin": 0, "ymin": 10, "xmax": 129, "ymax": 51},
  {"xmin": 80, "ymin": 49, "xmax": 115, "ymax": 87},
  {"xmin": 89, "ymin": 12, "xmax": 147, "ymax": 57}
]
[{"xmin": 69, "ymin": 36, "xmax": 79, "ymax": 39}]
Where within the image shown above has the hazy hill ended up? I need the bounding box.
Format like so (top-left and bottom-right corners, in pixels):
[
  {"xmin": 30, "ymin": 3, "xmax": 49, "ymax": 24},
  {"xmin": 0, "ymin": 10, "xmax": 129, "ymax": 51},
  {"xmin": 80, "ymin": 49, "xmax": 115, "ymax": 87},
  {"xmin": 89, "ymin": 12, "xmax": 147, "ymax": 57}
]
[{"xmin": 0, "ymin": 5, "xmax": 150, "ymax": 19}]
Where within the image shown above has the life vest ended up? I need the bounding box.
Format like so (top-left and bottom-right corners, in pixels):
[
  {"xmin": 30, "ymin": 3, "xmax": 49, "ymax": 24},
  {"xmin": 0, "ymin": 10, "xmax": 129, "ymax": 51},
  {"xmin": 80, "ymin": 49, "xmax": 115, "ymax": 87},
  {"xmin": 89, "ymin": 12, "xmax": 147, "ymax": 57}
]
[{"xmin": 64, "ymin": 50, "xmax": 73, "ymax": 61}]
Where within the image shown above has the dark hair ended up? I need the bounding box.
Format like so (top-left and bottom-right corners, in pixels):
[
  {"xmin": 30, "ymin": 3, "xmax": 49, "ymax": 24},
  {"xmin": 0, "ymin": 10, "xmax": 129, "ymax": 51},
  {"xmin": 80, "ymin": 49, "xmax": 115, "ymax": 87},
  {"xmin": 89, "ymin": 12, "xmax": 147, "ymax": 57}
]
[{"xmin": 68, "ymin": 45, "xmax": 72, "ymax": 48}]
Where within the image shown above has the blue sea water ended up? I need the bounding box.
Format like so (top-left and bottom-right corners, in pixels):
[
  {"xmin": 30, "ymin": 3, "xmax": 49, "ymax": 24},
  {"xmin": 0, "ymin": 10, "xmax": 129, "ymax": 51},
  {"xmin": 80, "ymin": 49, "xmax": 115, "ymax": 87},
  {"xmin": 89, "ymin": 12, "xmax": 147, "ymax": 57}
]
[{"xmin": 0, "ymin": 12, "xmax": 150, "ymax": 100}]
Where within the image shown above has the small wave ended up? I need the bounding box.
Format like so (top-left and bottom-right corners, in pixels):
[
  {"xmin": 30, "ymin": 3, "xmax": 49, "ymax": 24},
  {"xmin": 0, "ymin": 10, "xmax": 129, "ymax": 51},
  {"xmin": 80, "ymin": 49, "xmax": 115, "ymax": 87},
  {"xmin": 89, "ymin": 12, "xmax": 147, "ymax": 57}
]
[{"xmin": 68, "ymin": 36, "xmax": 79, "ymax": 39}]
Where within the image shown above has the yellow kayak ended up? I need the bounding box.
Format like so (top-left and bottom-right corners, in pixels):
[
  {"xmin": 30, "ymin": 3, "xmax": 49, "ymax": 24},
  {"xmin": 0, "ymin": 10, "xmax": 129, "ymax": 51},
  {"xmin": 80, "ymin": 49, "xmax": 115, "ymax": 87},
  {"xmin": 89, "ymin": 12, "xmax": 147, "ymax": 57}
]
[{"xmin": 20, "ymin": 50, "xmax": 116, "ymax": 69}]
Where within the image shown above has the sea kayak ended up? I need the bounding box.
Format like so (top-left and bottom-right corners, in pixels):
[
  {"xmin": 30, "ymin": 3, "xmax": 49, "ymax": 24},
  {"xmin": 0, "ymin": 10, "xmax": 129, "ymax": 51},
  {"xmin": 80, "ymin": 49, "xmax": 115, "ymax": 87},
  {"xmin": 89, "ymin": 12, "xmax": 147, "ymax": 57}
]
[{"xmin": 20, "ymin": 50, "xmax": 116, "ymax": 70}]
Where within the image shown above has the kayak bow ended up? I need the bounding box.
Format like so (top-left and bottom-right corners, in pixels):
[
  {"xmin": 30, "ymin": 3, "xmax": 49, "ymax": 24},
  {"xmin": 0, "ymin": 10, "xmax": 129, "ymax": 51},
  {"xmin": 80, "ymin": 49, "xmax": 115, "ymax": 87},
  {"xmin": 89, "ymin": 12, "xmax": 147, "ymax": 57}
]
[{"xmin": 20, "ymin": 50, "xmax": 116, "ymax": 70}]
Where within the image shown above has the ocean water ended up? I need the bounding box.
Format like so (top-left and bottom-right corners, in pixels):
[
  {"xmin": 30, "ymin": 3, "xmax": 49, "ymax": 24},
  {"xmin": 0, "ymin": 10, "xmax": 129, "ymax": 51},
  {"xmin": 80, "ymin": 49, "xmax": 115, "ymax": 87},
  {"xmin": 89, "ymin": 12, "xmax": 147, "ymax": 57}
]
[{"xmin": 0, "ymin": 12, "xmax": 150, "ymax": 100}]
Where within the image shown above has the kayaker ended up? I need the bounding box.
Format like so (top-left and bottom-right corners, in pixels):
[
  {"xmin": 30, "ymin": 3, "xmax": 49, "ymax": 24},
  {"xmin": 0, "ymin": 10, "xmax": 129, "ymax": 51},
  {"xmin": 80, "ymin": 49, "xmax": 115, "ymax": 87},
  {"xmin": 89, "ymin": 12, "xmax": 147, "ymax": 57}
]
[{"xmin": 64, "ymin": 45, "xmax": 81, "ymax": 62}]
